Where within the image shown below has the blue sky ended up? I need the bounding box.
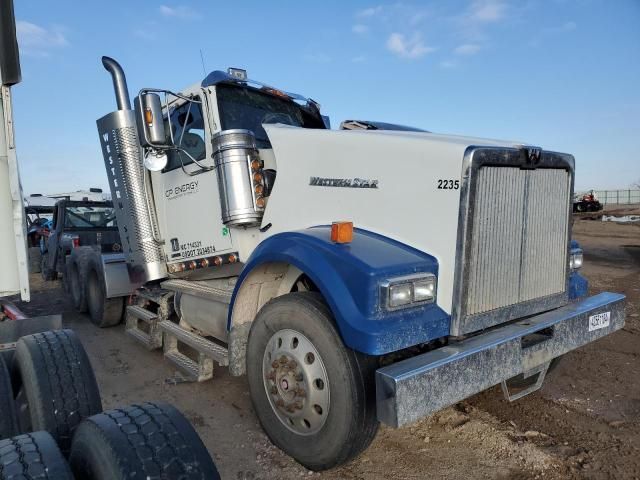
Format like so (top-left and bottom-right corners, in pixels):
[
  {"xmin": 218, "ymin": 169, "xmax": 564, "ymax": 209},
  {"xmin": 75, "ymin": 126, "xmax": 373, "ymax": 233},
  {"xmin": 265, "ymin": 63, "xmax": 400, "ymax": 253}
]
[{"xmin": 12, "ymin": 0, "xmax": 640, "ymax": 194}]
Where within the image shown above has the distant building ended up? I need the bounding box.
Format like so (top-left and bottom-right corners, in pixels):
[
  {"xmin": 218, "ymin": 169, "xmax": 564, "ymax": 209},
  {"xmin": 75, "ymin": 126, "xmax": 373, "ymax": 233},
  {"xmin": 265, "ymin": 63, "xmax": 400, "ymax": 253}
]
[{"xmin": 25, "ymin": 188, "xmax": 108, "ymax": 206}]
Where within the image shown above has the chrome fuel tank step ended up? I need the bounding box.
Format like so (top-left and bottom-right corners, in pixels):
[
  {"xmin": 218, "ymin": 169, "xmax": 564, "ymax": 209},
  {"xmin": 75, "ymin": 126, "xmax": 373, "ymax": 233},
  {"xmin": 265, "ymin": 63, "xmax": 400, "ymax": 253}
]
[{"xmin": 159, "ymin": 320, "xmax": 229, "ymax": 382}]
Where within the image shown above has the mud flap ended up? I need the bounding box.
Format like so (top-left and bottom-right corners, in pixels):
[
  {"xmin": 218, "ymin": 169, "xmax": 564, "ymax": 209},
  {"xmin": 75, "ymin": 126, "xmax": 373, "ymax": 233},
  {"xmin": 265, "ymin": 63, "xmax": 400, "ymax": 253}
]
[{"xmin": 501, "ymin": 361, "xmax": 551, "ymax": 401}]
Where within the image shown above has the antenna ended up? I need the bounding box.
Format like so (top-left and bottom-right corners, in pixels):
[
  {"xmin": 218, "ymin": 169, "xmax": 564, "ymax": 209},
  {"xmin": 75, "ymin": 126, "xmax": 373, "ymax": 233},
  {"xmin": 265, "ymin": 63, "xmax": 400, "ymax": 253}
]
[{"xmin": 199, "ymin": 49, "xmax": 207, "ymax": 76}]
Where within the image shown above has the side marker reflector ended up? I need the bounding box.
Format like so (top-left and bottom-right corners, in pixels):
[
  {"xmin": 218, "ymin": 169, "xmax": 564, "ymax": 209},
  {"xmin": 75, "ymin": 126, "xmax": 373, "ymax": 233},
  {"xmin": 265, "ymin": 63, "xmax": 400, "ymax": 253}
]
[{"xmin": 331, "ymin": 221, "xmax": 353, "ymax": 244}]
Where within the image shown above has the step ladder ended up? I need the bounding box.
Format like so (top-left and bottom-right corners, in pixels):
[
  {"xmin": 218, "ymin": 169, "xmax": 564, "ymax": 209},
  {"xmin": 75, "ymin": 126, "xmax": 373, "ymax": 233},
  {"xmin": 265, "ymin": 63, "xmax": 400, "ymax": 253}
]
[
  {"xmin": 124, "ymin": 288, "xmax": 174, "ymax": 350},
  {"xmin": 159, "ymin": 320, "xmax": 229, "ymax": 382}
]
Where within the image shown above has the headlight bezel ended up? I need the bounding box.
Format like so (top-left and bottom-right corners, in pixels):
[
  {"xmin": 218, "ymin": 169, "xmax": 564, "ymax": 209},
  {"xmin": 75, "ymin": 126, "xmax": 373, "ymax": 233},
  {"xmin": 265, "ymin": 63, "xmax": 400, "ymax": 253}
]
[{"xmin": 381, "ymin": 273, "xmax": 437, "ymax": 311}]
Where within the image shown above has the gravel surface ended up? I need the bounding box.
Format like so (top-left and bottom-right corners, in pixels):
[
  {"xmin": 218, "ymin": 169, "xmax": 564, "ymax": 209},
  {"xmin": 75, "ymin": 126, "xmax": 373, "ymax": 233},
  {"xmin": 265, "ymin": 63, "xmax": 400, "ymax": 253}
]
[{"xmin": 10, "ymin": 217, "xmax": 639, "ymax": 479}]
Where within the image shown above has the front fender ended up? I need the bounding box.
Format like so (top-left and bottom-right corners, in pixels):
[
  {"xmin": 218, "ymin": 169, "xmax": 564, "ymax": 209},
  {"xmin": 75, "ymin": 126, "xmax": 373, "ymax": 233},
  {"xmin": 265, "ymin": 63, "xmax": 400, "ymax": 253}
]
[{"xmin": 229, "ymin": 227, "xmax": 450, "ymax": 355}]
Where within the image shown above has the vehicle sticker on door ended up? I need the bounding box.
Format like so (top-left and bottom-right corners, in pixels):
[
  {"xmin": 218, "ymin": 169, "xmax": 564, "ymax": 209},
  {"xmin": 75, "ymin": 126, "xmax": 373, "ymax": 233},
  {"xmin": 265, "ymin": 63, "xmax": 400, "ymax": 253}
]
[{"xmin": 588, "ymin": 311, "xmax": 610, "ymax": 332}]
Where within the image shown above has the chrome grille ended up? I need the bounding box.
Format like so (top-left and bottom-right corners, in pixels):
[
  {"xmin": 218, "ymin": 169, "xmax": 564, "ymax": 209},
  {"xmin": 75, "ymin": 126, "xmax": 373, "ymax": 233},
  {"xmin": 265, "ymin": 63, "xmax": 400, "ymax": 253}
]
[{"xmin": 463, "ymin": 166, "xmax": 570, "ymax": 326}]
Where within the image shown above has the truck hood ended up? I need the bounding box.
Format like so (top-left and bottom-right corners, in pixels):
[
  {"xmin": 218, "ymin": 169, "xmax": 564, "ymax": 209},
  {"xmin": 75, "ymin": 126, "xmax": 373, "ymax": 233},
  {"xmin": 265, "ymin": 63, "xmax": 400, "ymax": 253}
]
[{"xmin": 261, "ymin": 125, "xmax": 532, "ymax": 315}]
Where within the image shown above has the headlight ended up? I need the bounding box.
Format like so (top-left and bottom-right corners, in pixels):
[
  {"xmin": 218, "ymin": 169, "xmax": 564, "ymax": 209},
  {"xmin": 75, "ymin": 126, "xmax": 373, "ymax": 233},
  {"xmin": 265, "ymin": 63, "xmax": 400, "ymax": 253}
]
[
  {"xmin": 382, "ymin": 274, "xmax": 437, "ymax": 311},
  {"xmin": 569, "ymin": 248, "xmax": 583, "ymax": 270}
]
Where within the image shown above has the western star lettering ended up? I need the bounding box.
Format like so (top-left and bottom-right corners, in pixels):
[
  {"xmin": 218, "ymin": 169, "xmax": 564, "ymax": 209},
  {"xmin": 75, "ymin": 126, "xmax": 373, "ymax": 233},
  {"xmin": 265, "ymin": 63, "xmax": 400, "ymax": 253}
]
[{"xmin": 309, "ymin": 177, "xmax": 379, "ymax": 188}]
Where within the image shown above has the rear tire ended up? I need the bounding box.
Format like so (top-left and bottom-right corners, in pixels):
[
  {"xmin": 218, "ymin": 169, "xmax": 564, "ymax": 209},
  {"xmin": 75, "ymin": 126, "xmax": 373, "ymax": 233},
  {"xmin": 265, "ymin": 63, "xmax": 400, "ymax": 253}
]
[
  {"xmin": 69, "ymin": 402, "xmax": 220, "ymax": 480},
  {"xmin": 0, "ymin": 431, "xmax": 74, "ymax": 479},
  {"xmin": 12, "ymin": 329, "xmax": 103, "ymax": 455},
  {"xmin": 40, "ymin": 253, "xmax": 57, "ymax": 281},
  {"xmin": 68, "ymin": 247, "xmax": 93, "ymax": 312},
  {"xmin": 246, "ymin": 292, "xmax": 379, "ymax": 471},
  {"xmin": 85, "ymin": 255, "xmax": 124, "ymax": 328},
  {"xmin": 0, "ymin": 355, "xmax": 18, "ymax": 439},
  {"xmin": 28, "ymin": 246, "xmax": 42, "ymax": 274}
]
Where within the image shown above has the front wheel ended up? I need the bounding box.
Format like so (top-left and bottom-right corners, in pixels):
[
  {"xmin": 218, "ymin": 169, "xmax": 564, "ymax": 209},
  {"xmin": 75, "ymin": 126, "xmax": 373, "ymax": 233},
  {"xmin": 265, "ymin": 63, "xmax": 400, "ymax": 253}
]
[{"xmin": 246, "ymin": 292, "xmax": 379, "ymax": 471}]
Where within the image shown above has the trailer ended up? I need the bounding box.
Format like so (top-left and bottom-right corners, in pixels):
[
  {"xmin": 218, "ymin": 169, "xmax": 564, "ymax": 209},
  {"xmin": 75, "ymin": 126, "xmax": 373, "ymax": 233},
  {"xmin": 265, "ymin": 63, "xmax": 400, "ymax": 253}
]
[
  {"xmin": 39, "ymin": 198, "xmax": 138, "ymax": 326},
  {"xmin": 93, "ymin": 57, "xmax": 626, "ymax": 471}
]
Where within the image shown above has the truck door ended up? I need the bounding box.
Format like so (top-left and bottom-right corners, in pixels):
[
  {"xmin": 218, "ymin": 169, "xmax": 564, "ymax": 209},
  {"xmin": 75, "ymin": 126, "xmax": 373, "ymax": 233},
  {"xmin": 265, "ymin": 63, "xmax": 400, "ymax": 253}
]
[{"xmin": 154, "ymin": 94, "xmax": 233, "ymax": 264}]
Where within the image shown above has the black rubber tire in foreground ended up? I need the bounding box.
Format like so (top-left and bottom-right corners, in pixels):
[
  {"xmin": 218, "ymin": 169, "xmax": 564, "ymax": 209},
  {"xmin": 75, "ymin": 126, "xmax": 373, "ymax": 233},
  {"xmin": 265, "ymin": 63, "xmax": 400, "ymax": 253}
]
[
  {"xmin": 0, "ymin": 431, "xmax": 74, "ymax": 479},
  {"xmin": 246, "ymin": 292, "xmax": 379, "ymax": 471},
  {"xmin": 85, "ymin": 254, "xmax": 124, "ymax": 328},
  {"xmin": 69, "ymin": 402, "xmax": 220, "ymax": 480},
  {"xmin": 0, "ymin": 355, "xmax": 18, "ymax": 439},
  {"xmin": 13, "ymin": 329, "xmax": 102, "ymax": 455}
]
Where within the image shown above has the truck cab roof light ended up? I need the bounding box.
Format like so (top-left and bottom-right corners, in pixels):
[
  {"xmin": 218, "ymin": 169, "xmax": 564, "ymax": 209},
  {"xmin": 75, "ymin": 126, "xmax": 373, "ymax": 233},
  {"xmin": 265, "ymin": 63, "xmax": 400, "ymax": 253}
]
[
  {"xmin": 331, "ymin": 222, "xmax": 353, "ymax": 244},
  {"xmin": 227, "ymin": 67, "xmax": 247, "ymax": 81}
]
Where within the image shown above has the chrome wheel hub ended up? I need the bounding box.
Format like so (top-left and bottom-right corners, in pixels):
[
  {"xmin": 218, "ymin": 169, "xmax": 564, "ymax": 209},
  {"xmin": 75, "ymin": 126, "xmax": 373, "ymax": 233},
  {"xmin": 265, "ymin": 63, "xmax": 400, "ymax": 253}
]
[{"xmin": 262, "ymin": 329, "xmax": 330, "ymax": 435}]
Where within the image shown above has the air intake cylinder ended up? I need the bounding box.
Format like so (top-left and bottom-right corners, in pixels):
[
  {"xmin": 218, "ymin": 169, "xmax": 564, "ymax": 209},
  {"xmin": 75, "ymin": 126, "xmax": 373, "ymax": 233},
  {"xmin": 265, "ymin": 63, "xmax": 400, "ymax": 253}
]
[
  {"xmin": 212, "ymin": 129, "xmax": 265, "ymax": 226},
  {"xmin": 96, "ymin": 56, "xmax": 166, "ymax": 283}
]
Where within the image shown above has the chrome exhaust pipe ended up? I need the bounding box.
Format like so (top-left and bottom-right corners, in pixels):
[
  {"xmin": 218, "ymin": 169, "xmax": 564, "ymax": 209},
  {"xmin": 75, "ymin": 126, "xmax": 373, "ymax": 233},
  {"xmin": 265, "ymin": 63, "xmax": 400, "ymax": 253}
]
[
  {"xmin": 96, "ymin": 56, "xmax": 167, "ymax": 283},
  {"xmin": 101, "ymin": 56, "xmax": 131, "ymax": 111}
]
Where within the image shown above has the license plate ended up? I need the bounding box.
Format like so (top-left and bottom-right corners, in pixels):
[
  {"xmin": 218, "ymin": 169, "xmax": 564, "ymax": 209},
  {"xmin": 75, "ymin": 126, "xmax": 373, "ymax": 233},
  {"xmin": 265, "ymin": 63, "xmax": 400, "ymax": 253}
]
[{"xmin": 588, "ymin": 311, "xmax": 610, "ymax": 332}]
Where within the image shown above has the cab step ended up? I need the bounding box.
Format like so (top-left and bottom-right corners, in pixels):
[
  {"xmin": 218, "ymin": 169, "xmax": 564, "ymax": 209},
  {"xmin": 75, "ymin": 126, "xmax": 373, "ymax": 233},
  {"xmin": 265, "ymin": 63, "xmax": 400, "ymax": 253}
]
[
  {"xmin": 159, "ymin": 320, "xmax": 229, "ymax": 382},
  {"xmin": 125, "ymin": 305, "xmax": 162, "ymax": 350}
]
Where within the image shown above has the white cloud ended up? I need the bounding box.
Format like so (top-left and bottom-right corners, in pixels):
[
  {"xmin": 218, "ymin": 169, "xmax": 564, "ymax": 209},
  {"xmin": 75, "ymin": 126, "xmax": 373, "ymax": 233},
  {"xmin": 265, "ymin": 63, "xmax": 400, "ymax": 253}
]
[
  {"xmin": 356, "ymin": 6, "xmax": 383, "ymax": 18},
  {"xmin": 467, "ymin": 0, "xmax": 507, "ymax": 23},
  {"xmin": 352, "ymin": 24, "xmax": 369, "ymax": 34},
  {"xmin": 159, "ymin": 5, "xmax": 200, "ymax": 19},
  {"xmin": 454, "ymin": 43, "xmax": 481, "ymax": 55},
  {"xmin": 16, "ymin": 21, "xmax": 67, "ymax": 57},
  {"xmin": 386, "ymin": 33, "xmax": 435, "ymax": 59}
]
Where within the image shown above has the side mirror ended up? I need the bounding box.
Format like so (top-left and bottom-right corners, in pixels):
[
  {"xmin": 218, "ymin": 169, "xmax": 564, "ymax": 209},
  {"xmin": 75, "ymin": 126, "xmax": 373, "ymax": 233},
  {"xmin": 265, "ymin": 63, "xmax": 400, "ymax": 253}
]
[{"xmin": 134, "ymin": 92, "xmax": 168, "ymax": 148}]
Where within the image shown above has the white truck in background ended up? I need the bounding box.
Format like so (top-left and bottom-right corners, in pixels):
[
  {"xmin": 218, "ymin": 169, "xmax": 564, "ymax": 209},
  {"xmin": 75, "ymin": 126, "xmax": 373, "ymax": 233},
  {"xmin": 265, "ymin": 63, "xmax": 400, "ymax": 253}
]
[{"xmin": 94, "ymin": 56, "xmax": 626, "ymax": 471}]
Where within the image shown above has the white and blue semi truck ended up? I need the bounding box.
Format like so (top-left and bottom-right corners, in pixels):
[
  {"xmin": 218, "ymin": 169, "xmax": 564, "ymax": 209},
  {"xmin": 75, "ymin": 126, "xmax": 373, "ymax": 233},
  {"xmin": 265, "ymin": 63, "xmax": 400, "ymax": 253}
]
[{"xmin": 95, "ymin": 57, "xmax": 625, "ymax": 470}]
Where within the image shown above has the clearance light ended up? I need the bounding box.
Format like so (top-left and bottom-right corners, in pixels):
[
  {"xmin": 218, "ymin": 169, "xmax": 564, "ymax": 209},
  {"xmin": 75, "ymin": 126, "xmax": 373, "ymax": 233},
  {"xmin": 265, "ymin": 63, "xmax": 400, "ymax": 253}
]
[
  {"xmin": 255, "ymin": 184, "xmax": 264, "ymax": 195},
  {"xmin": 144, "ymin": 108, "xmax": 153, "ymax": 125},
  {"xmin": 213, "ymin": 256, "xmax": 223, "ymax": 266},
  {"xmin": 200, "ymin": 258, "xmax": 210, "ymax": 268},
  {"xmin": 330, "ymin": 221, "xmax": 353, "ymax": 244},
  {"xmin": 228, "ymin": 254, "xmax": 238, "ymax": 263},
  {"xmin": 250, "ymin": 159, "xmax": 262, "ymax": 171},
  {"xmin": 188, "ymin": 261, "xmax": 198, "ymax": 270},
  {"xmin": 253, "ymin": 172, "xmax": 263, "ymax": 183},
  {"xmin": 255, "ymin": 197, "xmax": 266, "ymax": 209}
]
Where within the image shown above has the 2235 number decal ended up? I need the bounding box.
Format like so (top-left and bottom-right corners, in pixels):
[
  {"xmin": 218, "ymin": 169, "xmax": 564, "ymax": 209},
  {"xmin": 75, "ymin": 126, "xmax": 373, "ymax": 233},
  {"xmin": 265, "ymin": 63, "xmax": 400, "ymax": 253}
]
[{"xmin": 437, "ymin": 179, "xmax": 460, "ymax": 190}]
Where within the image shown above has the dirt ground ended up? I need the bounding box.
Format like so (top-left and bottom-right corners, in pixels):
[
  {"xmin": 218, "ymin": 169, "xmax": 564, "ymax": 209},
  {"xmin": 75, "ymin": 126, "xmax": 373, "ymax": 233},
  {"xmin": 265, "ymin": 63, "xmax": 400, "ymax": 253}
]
[{"xmin": 11, "ymin": 212, "xmax": 640, "ymax": 480}]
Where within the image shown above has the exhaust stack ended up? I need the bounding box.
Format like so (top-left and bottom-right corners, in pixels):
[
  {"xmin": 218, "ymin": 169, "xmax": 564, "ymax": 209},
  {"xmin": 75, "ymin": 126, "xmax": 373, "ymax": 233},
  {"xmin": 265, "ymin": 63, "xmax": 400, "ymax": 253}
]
[
  {"xmin": 101, "ymin": 56, "xmax": 131, "ymax": 111},
  {"xmin": 96, "ymin": 56, "xmax": 166, "ymax": 283}
]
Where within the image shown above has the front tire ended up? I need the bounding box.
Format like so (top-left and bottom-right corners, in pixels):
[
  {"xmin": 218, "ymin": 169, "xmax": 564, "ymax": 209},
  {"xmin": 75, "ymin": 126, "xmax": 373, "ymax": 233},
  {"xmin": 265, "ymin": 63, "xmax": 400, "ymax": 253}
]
[{"xmin": 246, "ymin": 292, "xmax": 378, "ymax": 471}]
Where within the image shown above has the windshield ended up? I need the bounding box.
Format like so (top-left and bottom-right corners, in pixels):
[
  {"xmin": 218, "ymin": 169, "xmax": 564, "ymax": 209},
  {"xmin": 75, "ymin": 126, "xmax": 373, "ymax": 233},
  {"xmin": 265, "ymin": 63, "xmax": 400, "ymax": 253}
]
[
  {"xmin": 217, "ymin": 84, "xmax": 326, "ymax": 148},
  {"xmin": 64, "ymin": 206, "xmax": 117, "ymax": 228}
]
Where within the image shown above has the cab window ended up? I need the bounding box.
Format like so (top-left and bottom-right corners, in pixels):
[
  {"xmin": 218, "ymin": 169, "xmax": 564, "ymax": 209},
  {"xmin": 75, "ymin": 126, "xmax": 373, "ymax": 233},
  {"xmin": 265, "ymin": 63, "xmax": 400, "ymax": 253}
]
[{"xmin": 163, "ymin": 97, "xmax": 207, "ymax": 172}]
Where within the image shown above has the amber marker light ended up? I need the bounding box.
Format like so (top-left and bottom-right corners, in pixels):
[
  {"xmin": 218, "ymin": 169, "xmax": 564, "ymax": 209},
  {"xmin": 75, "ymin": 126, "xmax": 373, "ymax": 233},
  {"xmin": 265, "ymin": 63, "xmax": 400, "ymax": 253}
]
[
  {"xmin": 200, "ymin": 258, "xmax": 210, "ymax": 268},
  {"xmin": 255, "ymin": 197, "xmax": 266, "ymax": 208},
  {"xmin": 331, "ymin": 221, "xmax": 354, "ymax": 244},
  {"xmin": 188, "ymin": 261, "xmax": 198, "ymax": 270},
  {"xmin": 250, "ymin": 159, "xmax": 262, "ymax": 171},
  {"xmin": 253, "ymin": 172, "xmax": 263, "ymax": 183},
  {"xmin": 213, "ymin": 256, "xmax": 223, "ymax": 266},
  {"xmin": 228, "ymin": 253, "xmax": 238, "ymax": 263},
  {"xmin": 144, "ymin": 108, "xmax": 153, "ymax": 125}
]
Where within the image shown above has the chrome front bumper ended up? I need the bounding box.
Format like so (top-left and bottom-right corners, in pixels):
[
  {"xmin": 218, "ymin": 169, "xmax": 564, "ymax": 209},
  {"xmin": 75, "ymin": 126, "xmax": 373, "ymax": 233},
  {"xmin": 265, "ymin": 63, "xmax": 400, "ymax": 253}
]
[{"xmin": 376, "ymin": 292, "xmax": 625, "ymax": 427}]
